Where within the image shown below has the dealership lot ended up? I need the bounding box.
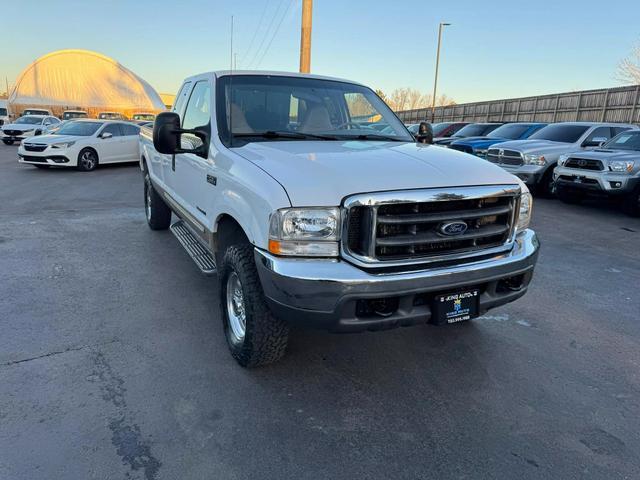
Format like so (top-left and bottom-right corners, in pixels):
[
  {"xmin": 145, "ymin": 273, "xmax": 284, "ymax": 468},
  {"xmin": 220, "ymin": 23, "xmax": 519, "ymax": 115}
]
[{"xmin": 1, "ymin": 145, "xmax": 639, "ymax": 479}]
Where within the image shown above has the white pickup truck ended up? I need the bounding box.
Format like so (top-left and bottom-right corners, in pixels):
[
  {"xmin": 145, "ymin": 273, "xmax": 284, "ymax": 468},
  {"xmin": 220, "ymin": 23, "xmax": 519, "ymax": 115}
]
[{"xmin": 139, "ymin": 71, "xmax": 539, "ymax": 367}]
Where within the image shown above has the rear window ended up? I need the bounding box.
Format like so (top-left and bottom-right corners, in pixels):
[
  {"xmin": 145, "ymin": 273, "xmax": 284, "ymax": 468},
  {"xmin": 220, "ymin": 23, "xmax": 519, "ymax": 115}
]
[{"xmin": 529, "ymin": 124, "xmax": 589, "ymax": 143}]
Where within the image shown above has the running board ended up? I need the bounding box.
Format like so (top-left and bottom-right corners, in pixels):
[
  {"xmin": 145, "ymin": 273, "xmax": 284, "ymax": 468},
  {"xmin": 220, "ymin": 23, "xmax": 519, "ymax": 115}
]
[{"xmin": 170, "ymin": 220, "xmax": 217, "ymax": 275}]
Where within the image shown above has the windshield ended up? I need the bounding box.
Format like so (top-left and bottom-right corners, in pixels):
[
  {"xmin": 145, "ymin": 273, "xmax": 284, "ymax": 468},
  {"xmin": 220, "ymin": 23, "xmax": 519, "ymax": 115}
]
[
  {"xmin": 24, "ymin": 110, "xmax": 48, "ymax": 115},
  {"xmin": 454, "ymin": 123, "xmax": 501, "ymax": 137},
  {"xmin": 216, "ymin": 75, "xmax": 414, "ymax": 146},
  {"xmin": 99, "ymin": 113, "xmax": 121, "ymax": 119},
  {"xmin": 432, "ymin": 122, "xmax": 454, "ymax": 136},
  {"xmin": 55, "ymin": 121, "xmax": 102, "ymax": 136},
  {"xmin": 529, "ymin": 124, "xmax": 589, "ymax": 143},
  {"xmin": 15, "ymin": 116, "xmax": 43, "ymax": 125},
  {"xmin": 63, "ymin": 112, "xmax": 87, "ymax": 120},
  {"xmin": 0, "ymin": 108, "xmax": 7, "ymax": 116},
  {"xmin": 488, "ymin": 124, "xmax": 533, "ymax": 139},
  {"xmin": 133, "ymin": 114, "xmax": 155, "ymax": 120},
  {"xmin": 603, "ymin": 131, "xmax": 640, "ymax": 151}
]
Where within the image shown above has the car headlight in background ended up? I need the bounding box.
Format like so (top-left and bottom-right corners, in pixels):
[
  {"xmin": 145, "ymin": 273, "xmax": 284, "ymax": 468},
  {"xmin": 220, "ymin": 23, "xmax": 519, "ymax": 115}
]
[
  {"xmin": 269, "ymin": 207, "xmax": 340, "ymax": 257},
  {"xmin": 557, "ymin": 154, "xmax": 569, "ymax": 166},
  {"xmin": 51, "ymin": 141, "xmax": 75, "ymax": 149},
  {"xmin": 517, "ymin": 188, "xmax": 533, "ymax": 231},
  {"xmin": 474, "ymin": 148, "xmax": 488, "ymax": 158},
  {"xmin": 524, "ymin": 154, "xmax": 546, "ymax": 166},
  {"xmin": 609, "ymin": 160, "xmax": 634, "ymax": 173}
]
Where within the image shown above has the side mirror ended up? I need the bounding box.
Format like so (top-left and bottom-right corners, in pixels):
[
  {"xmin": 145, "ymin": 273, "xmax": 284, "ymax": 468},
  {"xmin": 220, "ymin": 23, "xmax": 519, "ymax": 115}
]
[
  {"xmin": 153, "ymin": 111, "xmax": 209, "ymax": 158},
  {"xmin": 100, "ymin": 132, "xmax": 113, "ymax": 139},
  {"xmin": 415, "ymin": 121, "xmax": 433, "ymax": 144}
]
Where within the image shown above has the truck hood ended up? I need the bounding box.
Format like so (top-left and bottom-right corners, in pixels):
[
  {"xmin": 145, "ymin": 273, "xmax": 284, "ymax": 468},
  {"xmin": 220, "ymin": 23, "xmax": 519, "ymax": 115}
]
[
  {"xmin": 2, "ymin": 123, "xmax": 41, "ymax": 132},
  {"xmin": 567, "ymin": 148, "xmax": 640, "ymax": 162},
  {"xmin": 490, "ymin": 139, "xmax": 576, "ymax": 157},
  {"xmin": 234, "ymin": 140, "xmax": 519, "ymax": 206},
  {"xmin": 451, "ymin": 136, "xmax": 508, "ymax": 148}
]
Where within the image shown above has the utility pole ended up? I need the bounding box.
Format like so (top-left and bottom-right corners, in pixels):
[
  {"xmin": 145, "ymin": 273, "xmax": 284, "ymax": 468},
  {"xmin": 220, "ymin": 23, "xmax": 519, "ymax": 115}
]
[
  {"xmin": 431, "ymin": 22, "xmax": 450, "ymax": 122},
  {"xmin": 299, "ymin": 0, "xmax": 313, "ymax": 73}
]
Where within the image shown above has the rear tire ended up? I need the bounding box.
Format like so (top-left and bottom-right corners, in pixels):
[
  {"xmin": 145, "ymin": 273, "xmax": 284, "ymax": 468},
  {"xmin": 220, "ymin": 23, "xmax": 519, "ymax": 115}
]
[
  {"xmin": 219, "ymin": 244, "xmax": 289, "ymax": 368},
  {"xmin": 76, "ymin": 148, "xmax": 98, "ymax": 172},
  {"xmin": 2, "ymin": 139, "xmax": 14, "ymax": 145},
  {"xmin": 622, "ymin": 184, "xmax": 640, "ymax": 217},
  {"xmin": 556, "ymin": 185, "xmax": 584, "ymax": 205},
  {"xmin": 144, "ymin": 172, "xmax": 171, "ymax": 230}
]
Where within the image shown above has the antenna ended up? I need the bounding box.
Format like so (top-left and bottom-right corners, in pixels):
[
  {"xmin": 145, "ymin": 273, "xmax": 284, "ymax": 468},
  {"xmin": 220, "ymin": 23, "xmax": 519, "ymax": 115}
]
[{"xmin": 229, "ymin": 15, "xmax": 234, "ymax": 147}]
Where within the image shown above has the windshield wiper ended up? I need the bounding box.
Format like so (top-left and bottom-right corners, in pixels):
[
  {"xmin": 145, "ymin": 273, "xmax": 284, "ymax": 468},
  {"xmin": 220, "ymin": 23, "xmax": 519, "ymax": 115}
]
[
  {"xmin": 232, "ymin": 130, "xmax": 338, "ymax": 141},
  {"xmin": 340, "ymin": 133, "xmax": 406, "ymax": 142}
]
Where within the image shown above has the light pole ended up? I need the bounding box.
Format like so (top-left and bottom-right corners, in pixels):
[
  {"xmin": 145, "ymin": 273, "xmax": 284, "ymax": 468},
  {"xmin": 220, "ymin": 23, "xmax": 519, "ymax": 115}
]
[{"xmin": 431, "ymin": 22, "xmax": 450, "ymax": 122}]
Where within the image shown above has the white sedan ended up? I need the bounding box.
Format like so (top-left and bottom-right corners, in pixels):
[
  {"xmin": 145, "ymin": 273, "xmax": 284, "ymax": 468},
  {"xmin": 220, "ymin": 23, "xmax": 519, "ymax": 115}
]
[
  {"xmin": 2, "ymin": 115, "xmax": 61, "ymax": 145},
  {"xmin": 17, "ymin": 120, "xmax": 141, "ymax": 171}
]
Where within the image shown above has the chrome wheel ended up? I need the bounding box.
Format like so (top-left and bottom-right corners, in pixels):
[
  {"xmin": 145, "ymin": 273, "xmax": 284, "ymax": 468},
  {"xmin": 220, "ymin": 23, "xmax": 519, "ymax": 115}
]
[
  {"xmin": 79, "ymin": 150, "xmax": 97, "ymax": 170},
  {"xmin": 226, "ymin": 271, "xmax": 246, "ymax": 342}
]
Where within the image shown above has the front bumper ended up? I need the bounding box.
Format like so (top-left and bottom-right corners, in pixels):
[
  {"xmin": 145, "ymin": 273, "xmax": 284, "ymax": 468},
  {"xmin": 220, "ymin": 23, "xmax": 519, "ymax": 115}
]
[
  {"xmin": 498, "ymin": 164, "xmax": 546, "ymax": 187},
  {"xmin": 18, "ymin": 150, "xmax": 71, "ymax": 166},
  {"xmin": 554, "ymin": 166, "xmax": 639, "ymax": 195},
  {"xmin": 256, "ymin": 229, "xmax": 540, "ymax": 332}
]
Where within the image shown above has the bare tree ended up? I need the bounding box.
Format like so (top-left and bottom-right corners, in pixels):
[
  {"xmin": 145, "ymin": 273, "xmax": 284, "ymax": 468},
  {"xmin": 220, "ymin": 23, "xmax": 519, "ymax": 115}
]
[
  {"xmin": 617, "ymin": 41, "xmax": 640, "ymax": 84},
  {"xmin": 377, "ymin": 88, "xmax": 455, "ymax": 111}
]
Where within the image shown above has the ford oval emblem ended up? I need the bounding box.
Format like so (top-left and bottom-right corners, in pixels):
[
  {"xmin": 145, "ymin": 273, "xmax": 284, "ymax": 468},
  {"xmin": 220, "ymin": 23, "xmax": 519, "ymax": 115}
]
[{"xmin": 439, "ymin": 221, "xmax": 468, "ymax": 236}]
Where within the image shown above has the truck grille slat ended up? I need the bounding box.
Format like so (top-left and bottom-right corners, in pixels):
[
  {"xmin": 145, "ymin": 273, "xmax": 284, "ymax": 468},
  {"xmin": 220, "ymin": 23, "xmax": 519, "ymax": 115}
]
[
  {"xmin": 486, "ymin": 148, "xmax": 523, "ymax": 166},
  {"xmin": 344, "ymin": 186, "xmax": 519, "ymax": 266},
  {"xmin": 564, "ymin": 157, "xmax": 603, "ymax": 171}
]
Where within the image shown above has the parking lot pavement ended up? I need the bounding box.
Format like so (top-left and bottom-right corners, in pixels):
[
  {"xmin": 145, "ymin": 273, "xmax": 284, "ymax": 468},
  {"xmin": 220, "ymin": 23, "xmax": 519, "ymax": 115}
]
[{"xmin": 1, "ymin": 145, "xmax": 639, "ymax": 480}]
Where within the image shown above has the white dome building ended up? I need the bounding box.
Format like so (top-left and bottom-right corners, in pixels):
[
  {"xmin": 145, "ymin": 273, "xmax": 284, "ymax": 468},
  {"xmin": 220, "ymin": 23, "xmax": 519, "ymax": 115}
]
[{"xmin": 9, "ymin": 49, "xmax": 165, "ymax": 118}]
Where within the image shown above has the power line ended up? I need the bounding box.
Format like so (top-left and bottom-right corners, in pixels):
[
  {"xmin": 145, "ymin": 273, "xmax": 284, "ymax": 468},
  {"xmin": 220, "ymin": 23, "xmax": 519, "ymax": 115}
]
[
  {"xmin": 255, "ymin": 0, "xmax": 295, "ymax": 68},
  {"xmin": 238, "ymin": 0, "xmax": 270, "ymax": 67},
  {"xmin": 246, "ymin": 0, "xmax": 286, "ymax": 69}
]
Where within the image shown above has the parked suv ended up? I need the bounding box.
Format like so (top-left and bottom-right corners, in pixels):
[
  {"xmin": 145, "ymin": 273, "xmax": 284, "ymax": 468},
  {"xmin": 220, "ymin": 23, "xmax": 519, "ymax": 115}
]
[
  {"xmin": 554, "ymin": 129, "xmax": 640, "ymax": 215},
  {"xmin": 449, "ymin": 123, "xmax": 547, "ymax": 157},
  {"xmin": 487, "ymin": 122, "xmax": 636, "ymax": 196},
  {"xmin": 1, "ymin": 115, "xmax": 61, "ymax": 145},
  {"xmin": 434, "ymin": 123, "xmax": 504, "ymax": 146},
  {"xmin": 140, "ymin": 71, "xmax": 539, "ymax": 367}
]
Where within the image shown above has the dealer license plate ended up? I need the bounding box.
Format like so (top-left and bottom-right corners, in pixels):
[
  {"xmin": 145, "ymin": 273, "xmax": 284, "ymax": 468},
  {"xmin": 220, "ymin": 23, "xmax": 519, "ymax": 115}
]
[{"xmin": 432, "ymin": 289, "xmax": 480, "ymax": 324}]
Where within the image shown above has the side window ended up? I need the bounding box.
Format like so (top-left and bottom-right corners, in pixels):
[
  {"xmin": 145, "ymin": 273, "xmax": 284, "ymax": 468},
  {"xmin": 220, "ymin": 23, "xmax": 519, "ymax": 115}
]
[
  {"xmin": 181, "ymin": 81, "xmax": 211, "ymax": 150},
  {"xmin": 121, "ymin": 124, "xmax": 140, "ymax": 136},
  {"xmin": 584, "ymin": 126, "xmax": 612, "ymax": 145},
  {"xmin": 101, "ymin": 124, "xmax": 123, "ymax": 137},
  {"xmin": 613, "ymin": 126, "xmax": 631, "ymax": 136},
  {"xmin": 172, "ymin": 81, "xmax": 192, "ymax": 116}
]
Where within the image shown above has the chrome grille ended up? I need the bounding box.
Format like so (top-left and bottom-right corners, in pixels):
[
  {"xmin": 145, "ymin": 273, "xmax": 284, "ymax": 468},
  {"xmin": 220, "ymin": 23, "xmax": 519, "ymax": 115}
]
[
  {"xmin": 564, "ymin": 157, "xmax": 603, "ymax": 171},
  {"xmin": 343, "ymin": 185, "xmax": 520, "ymax": 267},
  {"xmin": 487, "ymin": 148, "xmax": 523, "ymax": 166}
]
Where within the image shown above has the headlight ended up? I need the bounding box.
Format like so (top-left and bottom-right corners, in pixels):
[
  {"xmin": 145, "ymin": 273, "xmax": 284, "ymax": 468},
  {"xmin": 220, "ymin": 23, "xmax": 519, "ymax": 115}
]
[
  {"xmin": 609, "ymin": 160, "xmax": 634, "ymax": 173},
  {"xmin": 517, "ymin": 188, "xmax": 533, "ymax": 231},
  {"xmin": 474, "ymin": 148, "xmax": 488, "ymax": 157},
  {"xmin": 524, "ymin": 154, "xmax": 546, "ymax": 166},
  {"xmin": 51, "ymin": 141, "xmax": 75, "ymax": 149},
  {"xmin": 558, "ymin": 154, "xmax": 569, "ymax": 166},
  {"xmin": 268, "ymin": 207, "xmax": 340, "ymax": 257}
]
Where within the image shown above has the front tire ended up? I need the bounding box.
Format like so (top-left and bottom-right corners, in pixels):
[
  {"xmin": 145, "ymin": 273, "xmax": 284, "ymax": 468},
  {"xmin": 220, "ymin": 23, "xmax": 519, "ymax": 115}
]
[
  {"xmin": 144, "ymin": 172, "xmax": 171, "ymax": 230},
  {"xmin": 77, "ymin": 148, "xmax": 98, "ymax": 172},
  {"xmin": 219, "ymin": 244, "xmax": 289, "ymax": 368},
  {"xmin": 2, "ymin": 139, "xmax": 14, "ymax": 145},
  {"xmin": 536, "ymin": 168, "xmax": 555, "ymax": 197}
]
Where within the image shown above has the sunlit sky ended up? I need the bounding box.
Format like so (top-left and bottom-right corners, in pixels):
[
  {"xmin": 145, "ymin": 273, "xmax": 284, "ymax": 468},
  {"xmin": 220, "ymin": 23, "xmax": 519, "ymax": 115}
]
[{"xmin": 2, "ymin": 0, "xmax": 639, "ymax": 103}]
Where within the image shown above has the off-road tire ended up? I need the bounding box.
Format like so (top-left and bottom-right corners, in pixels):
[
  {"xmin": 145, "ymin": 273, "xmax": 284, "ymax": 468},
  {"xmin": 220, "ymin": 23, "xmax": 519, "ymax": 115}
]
[
  {"xmin": 556, "ymin": 185, "xmax": 584, "ymax": 205},
  {"xmin": 219, "ymin": 244, "xmax": 289, "ymax": 367},
  {"xmin": 622, "ymin": 184, "xmax": 640, "ymax": 217},
  {"xmin": 76, "ymin": 148, "xmax": 99, "ymax": 172},
  {"xmin": 144, "ymin": 172, "xmax": 171, "ymax": 230},
  {"xmin": 2, "ymin": 139, "xmax": 14, "ymax": 145}
]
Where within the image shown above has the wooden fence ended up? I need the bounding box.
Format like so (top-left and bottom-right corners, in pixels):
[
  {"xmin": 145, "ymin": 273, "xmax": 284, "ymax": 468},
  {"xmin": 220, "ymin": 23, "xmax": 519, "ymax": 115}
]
[{"xmin": 396, "ymin": 85, "xmax": 640, "ymax": 125}]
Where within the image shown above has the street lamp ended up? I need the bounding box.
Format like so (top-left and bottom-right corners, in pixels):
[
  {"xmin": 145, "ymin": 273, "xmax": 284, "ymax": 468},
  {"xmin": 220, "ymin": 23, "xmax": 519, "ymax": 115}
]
[{"xmin": 431, "ymin": 22, "xmax": 451, "ymax": 123}]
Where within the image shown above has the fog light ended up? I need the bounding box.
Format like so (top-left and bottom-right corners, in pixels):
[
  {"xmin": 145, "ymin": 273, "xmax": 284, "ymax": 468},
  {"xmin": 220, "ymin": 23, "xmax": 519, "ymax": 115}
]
[{"xmin": 610, "ymin": 181, "xmax": 622, "ymax": 188}]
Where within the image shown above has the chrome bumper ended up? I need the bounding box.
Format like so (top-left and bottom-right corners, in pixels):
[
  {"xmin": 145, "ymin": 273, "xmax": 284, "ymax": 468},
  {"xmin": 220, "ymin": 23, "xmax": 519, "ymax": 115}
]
[{"xmin": 255, "ymin": 229, "xmax": 540, "ymax": 332}]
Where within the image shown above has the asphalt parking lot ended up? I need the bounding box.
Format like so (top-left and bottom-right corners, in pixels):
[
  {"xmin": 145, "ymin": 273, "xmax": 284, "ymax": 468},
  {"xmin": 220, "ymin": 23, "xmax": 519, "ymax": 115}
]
[{"xmin": 1, "ymin": 145, "xmax": 639, "ymax": 480}]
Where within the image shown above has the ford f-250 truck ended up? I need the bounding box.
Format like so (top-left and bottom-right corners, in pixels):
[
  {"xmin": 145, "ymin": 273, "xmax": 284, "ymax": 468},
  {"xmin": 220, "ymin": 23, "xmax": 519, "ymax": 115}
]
[{"xmin": 140, "ymin": 71, "xmax": 539, "ymax": 367}]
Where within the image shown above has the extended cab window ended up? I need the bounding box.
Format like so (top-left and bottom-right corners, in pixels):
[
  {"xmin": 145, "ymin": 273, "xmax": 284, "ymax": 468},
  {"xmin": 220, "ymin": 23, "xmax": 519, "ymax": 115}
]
[{"xmin": 181, "ymin": 80, "xmax": 211, "ymax": 150}]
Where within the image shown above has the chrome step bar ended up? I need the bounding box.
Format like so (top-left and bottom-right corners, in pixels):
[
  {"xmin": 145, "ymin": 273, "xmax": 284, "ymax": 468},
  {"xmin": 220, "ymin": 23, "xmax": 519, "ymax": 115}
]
[{"xmin": 170, "ymin": 220, "xmax": 217, "ymax": 276}]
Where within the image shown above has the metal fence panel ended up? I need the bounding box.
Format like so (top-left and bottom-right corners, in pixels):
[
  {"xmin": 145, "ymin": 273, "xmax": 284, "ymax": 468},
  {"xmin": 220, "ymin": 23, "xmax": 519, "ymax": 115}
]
[{"xmin": 396, "ymin": 85, "xmax": 640, "ymax": 125}]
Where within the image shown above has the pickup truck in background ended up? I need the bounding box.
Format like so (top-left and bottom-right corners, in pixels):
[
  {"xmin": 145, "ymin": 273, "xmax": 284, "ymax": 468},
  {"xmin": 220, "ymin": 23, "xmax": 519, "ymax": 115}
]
[
  {"xmin": 433, "ymin": 122, "xmax": 504, "ymax": 146},
  {"xmin": 486, "ymin": 122, "xmax": 636, "ymax": 196},
  {"xmin": 448, "ymin": 123, "xmax": 547, "ymax": 158},
  {"xmin": 140, "ymin": 71, "xmax": 539, "ymax": 367}
]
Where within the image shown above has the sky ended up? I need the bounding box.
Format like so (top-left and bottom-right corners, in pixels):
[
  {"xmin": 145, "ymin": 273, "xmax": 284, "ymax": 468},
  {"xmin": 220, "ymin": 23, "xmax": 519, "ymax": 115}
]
[{"xmin": 2, "ymin": 0, "xmax": 639, "ymax": 104}]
